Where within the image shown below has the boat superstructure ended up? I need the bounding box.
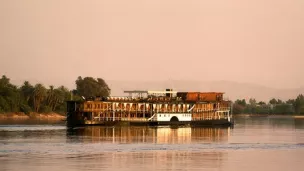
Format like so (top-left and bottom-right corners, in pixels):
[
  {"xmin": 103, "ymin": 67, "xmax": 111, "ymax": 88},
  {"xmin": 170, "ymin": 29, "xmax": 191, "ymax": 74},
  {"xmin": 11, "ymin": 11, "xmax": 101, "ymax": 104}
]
[{"xmin": 66, "ymin": 89, "xmax": 233, "ymax": 127}]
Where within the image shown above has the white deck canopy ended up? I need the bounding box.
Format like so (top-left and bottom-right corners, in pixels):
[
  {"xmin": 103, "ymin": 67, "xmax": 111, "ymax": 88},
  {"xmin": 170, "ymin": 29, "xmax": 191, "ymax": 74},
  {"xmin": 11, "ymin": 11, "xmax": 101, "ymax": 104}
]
[
  {"xmin": 147, "ymin": 90, "xmax": 177, "ymax": 94},
  {"xmin": 124, "ymin": 90, "xmax": 177, "ymax": 97}
]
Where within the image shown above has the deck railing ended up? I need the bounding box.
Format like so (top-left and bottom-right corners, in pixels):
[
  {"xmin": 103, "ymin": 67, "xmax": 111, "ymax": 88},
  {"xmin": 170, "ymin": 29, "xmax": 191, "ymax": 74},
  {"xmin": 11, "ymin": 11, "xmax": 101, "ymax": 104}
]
[{"xmin": 93, "ymin": 117, "xmax": 149, "ymax": 122}]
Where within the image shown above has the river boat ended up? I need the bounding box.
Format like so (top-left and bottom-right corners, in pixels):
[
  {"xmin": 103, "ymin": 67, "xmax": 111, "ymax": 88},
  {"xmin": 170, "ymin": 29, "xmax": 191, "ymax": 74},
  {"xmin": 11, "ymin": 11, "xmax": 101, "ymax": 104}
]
[{"xmin": 66, "ymin": 89, "xmax": 233, "ymax": 127}]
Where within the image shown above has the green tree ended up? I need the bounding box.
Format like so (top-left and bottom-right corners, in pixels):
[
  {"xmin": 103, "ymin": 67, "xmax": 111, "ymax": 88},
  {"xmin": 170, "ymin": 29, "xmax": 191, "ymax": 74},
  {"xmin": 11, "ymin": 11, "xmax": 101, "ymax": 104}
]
[
  {"xmin": 75, "ymin": 76, "xmax": 110, "ymax": 98},
  {"xmin": 232, "ymin": 99, "xmax": 247, "ymax": 114},
  {"xmin": 0, "ymin": 96, "xmax": 9, "ymax": 113},
  {"xmin": 53, "ymin": 86, "xmax": 71, "ymax": 113},
  {"xmin": 294, "ymin": 94, "xmax": 304, "ymax": 114},
  {"xmin": 0, "ymin": 75, "xmax": 89, "ymax": 115},
  {"xmin": 249, "ymin": 98, "xmax": 257, "ymax": 106},
  {"xmin": 35, "ymin": 85, "xmax": 70, "ymax": 114},
  {"xmin": 45, "ymin": 85, "xmax": 56, "ymax": 110},
  {"xmin": 0, "ymin": 75, "xmax": 10, "ymax": 86},
  {"xmin": 232, "ymin": 103, "xmax": 245, "ymax": 114},
  {"xmin": 20, "ymin": 81, "xmax": 34, "ymax": 103},
  {"xmin": 235, "ymin": 99, "xmax": 246, "ymax": 106},
  {"xmin": 286, "ymin": 99, "xmax": 295, "ymax": 105},
  {"xmin": 255, "ymin": 105, "xmax": 270, "ymax": 114},
  {"xmin": 272, "ymin": 103, "xmax": 294, "ymax": 114},
  {"xmin": 269, "ymin": 98, "xmax": 277, "ymax": 105},
  {"xmin": 33, "ymin": 84, "xmax": 47, "ymax": 112},
  {"xmin": 0, "ymin": 75, "xmax": 22, "ymax": 112},
  {"xmin": 19, "ymin": 81, "xmax": 34, "ymax": 113}
]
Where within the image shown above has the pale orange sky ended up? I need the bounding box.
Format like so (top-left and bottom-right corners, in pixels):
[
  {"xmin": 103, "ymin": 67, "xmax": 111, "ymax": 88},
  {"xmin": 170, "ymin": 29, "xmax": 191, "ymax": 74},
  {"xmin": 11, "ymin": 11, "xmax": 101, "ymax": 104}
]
[{"xmin": 0, "ymin": 0, "xmax": 303, "ymax": 89}]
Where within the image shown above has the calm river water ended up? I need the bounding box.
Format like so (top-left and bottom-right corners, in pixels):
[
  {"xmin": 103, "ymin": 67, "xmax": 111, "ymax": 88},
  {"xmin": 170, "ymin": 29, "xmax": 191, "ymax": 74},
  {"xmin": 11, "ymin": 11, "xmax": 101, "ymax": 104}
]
[{"xmin": 0, "ymin": 116, "xmax": 304, "ymax": 171}]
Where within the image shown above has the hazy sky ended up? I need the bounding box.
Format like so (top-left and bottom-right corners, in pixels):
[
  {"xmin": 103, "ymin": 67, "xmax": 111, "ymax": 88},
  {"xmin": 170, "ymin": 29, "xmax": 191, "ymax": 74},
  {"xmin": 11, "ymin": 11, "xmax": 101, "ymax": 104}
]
[{"xmin": 0, "ymin": 0, "xmax": 303, "ymax": 89}]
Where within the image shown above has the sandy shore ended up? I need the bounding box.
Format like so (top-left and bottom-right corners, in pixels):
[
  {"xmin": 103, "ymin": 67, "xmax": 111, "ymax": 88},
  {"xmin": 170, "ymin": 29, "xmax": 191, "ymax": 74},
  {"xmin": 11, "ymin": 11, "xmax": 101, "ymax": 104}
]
[
  {"xmin": 235, "ymin": 114, "xmax": 304, "ymax": 118},
  {"xmin": 0, "ymin": 112, "xmax": 65, "ymax": 120}
]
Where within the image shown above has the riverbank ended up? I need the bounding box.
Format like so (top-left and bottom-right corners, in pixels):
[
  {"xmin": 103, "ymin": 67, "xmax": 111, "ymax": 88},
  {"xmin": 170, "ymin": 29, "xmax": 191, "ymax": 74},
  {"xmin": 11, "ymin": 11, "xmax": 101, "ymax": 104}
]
[
  {"xmin": 234, "ymin": 114, "xmax": 304, "ymax": 118},
  {"xmin": 0, "ymin": 112, "xmax": 65, "ymax": 120}
]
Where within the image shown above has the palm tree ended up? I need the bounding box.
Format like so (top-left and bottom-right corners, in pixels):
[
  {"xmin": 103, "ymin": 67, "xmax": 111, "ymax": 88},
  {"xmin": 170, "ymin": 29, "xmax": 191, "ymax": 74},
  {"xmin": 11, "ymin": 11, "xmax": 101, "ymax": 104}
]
[
  {"xmin": 46, "ymin": 85, "xmax": 55, "ymax": 110},
  {"xmin": 20, "ymin": 81, "xmax": 34, "ymax": 103},
  {"xmin": 33, "ymin": 84, "xmax": 47, "ymax": 112}
]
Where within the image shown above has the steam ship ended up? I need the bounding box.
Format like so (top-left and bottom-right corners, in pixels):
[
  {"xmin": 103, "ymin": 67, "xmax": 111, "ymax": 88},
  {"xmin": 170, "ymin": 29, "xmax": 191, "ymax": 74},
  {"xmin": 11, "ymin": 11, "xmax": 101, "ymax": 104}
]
[{"xmin": 66, "ymin": 89, "xmax": 233, "ymax": 127}]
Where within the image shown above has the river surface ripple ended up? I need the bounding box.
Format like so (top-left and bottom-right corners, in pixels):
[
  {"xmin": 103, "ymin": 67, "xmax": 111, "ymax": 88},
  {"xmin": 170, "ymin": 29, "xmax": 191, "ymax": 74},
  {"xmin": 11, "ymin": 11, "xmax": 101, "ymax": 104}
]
[{"xmin": 0, "ymin": 116, "xmax": 304, "ymax": 171}]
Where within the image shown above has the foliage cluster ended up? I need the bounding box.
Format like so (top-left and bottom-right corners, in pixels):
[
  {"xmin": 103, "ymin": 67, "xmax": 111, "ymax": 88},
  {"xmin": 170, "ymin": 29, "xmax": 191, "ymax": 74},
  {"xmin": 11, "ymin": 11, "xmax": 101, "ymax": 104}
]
[
  {"xmin": 0, "ymin": 75, "xmax": 110, "ymax": 115},
  {"xmin": 233, "ymin": 95, "xmax": 304, "ymax": 115}
]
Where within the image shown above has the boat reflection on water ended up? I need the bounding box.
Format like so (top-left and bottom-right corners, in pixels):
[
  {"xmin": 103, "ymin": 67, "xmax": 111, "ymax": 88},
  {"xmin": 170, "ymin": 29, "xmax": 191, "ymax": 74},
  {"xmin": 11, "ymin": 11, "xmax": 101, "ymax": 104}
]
[
  {"xmin": 65, "ymin": 126, "xmax": 230, "ymax": 170},
  {"xmin": 66, "ymin": 126, "xmax": 230, "ymax": 144}
]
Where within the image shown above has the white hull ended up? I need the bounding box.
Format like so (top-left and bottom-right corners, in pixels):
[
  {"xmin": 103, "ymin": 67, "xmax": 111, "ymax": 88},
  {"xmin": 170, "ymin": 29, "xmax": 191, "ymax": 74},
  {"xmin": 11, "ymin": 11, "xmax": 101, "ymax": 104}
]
[
  {"xmin": 154, "ymin": 113, "xmax": 192, "ymax": 122},
  {"xmin": 150, "ymin": 110, "xmax": 231, "ymax": 122}
]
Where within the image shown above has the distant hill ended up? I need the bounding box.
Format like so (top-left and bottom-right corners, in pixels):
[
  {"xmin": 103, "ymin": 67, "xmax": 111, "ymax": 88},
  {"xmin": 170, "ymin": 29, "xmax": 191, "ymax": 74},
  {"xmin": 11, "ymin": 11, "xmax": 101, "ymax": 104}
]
[{"xmin": 107, "ymin": 80, "xmax": 304, "ymax": 102}]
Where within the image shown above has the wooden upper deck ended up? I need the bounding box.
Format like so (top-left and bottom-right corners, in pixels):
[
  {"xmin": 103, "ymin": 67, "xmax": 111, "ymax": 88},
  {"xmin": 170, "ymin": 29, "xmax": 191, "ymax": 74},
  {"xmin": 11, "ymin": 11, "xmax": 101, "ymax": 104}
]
[{"xmin": 101, "ymin": 91, "xmax": 226, "ymax": 103}]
